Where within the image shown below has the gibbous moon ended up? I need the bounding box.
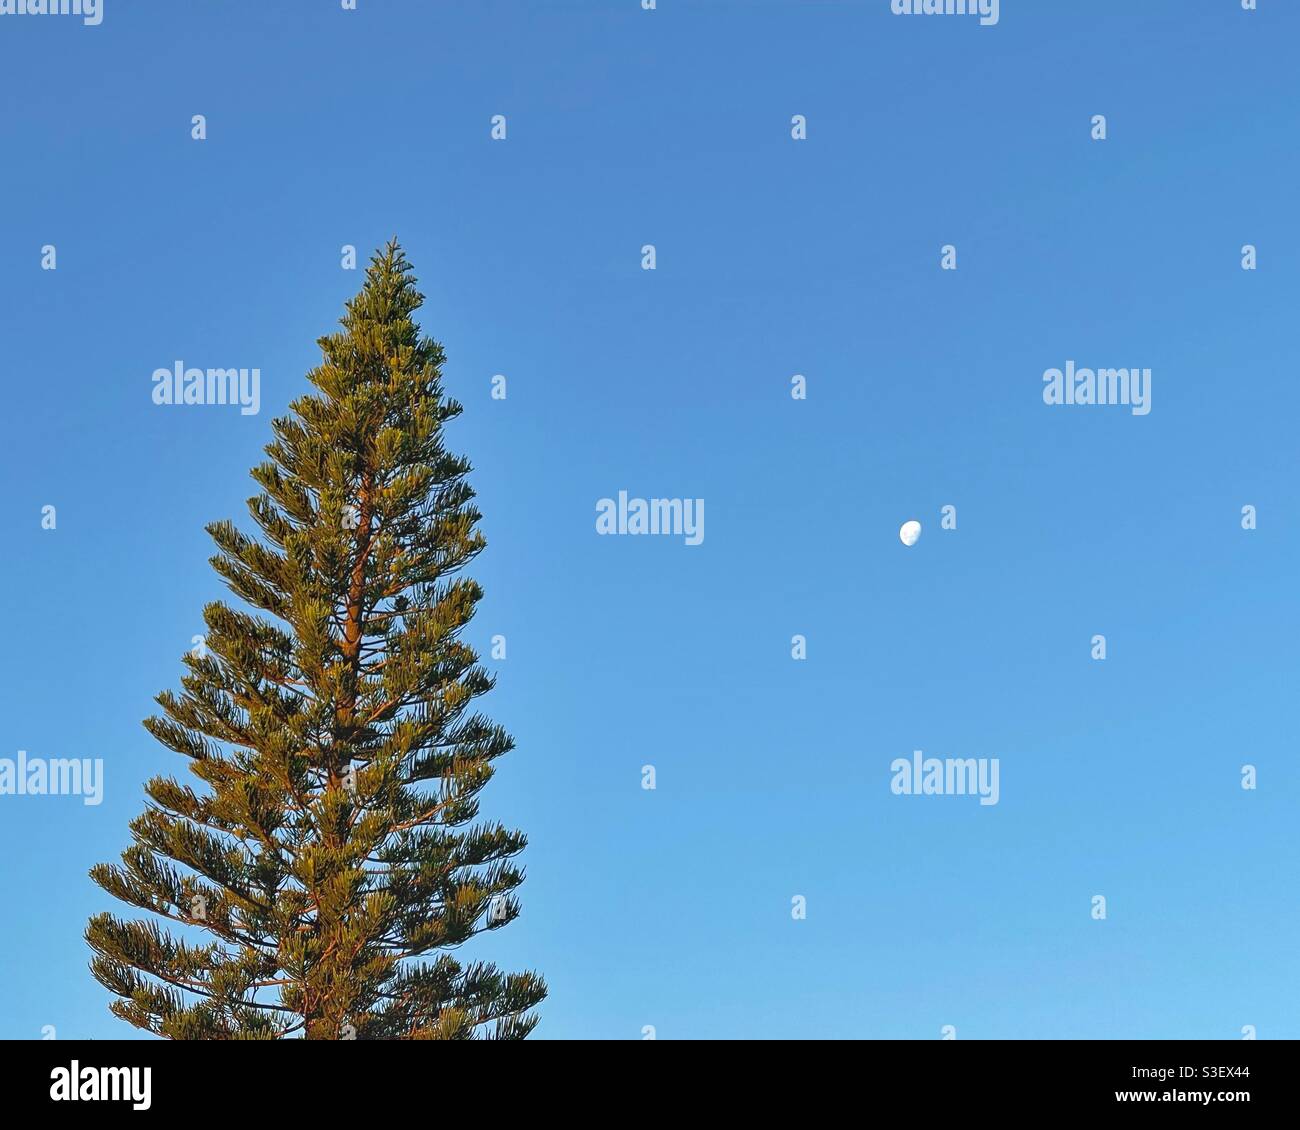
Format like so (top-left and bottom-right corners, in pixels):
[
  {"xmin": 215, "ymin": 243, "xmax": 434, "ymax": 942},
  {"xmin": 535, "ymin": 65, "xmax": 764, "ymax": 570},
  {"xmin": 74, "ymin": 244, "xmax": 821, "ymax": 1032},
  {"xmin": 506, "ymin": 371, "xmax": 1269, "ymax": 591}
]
[{"xmin": 899, "ymin": 520, "xmax": 921, "ymax": 547}]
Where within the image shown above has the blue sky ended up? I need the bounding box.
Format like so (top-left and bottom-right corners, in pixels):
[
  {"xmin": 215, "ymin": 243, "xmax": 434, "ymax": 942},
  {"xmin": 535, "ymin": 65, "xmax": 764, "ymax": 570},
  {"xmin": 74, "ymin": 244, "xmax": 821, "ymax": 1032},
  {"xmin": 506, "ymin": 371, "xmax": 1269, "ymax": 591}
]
[{"xmin": 1, "ymin": 0, "xmax": 1297, "ymax": 1040}]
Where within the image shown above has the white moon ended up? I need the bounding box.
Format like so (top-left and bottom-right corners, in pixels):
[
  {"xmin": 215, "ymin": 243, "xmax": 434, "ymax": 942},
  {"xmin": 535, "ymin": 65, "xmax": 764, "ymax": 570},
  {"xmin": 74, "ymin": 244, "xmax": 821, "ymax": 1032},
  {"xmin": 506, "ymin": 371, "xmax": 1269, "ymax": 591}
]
[{"xmin": 899, "ymin": 520, "xmax": 921, "ymax": 547}]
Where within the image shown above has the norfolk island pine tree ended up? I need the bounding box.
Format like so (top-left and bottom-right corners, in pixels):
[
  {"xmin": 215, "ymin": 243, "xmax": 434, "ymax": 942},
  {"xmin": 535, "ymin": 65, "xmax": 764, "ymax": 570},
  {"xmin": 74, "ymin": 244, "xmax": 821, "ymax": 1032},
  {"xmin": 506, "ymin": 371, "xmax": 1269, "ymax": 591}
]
[{"xmin": 86, "ymin": 242, "xmax": 546, "ymax": 1039}]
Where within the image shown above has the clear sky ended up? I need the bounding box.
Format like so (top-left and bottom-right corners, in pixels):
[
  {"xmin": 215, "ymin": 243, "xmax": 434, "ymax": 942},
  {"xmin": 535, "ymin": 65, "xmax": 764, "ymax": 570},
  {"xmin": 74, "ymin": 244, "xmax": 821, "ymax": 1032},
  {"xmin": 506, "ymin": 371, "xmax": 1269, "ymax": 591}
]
[{"xmin": 1, "ymin": 0, "xmax": 1296, "ymax": 1040}]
